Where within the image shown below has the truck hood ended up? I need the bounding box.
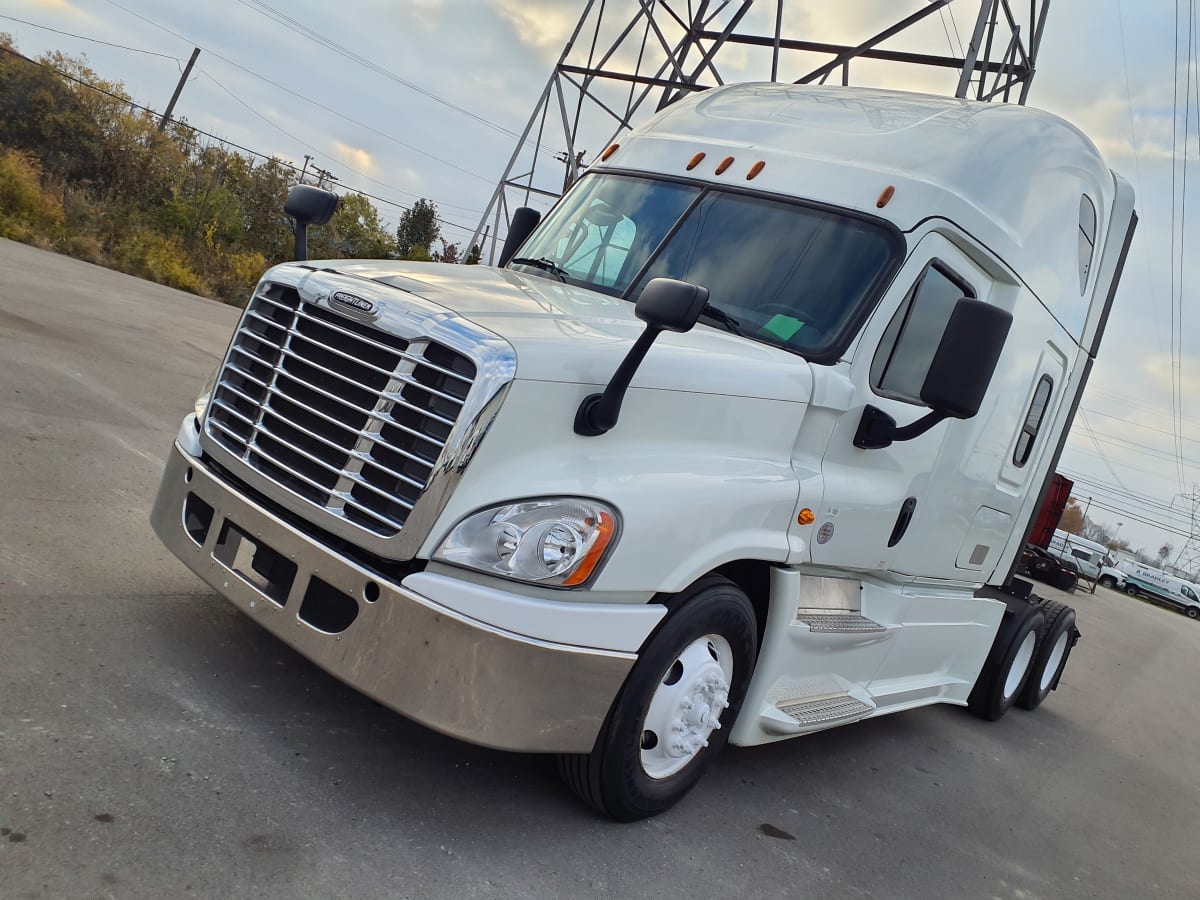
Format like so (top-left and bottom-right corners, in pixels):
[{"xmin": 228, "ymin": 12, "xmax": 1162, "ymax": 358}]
[{"xmin": 316, "ymin": 261, "xmax": 813, "ymax": 403}]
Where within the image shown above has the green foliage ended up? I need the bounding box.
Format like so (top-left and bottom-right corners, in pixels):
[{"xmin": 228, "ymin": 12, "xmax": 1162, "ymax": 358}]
[
  {"xmin": 0, "ymin": 36, "xmax": 467, "ymax": 303},
  {"xmin": 0, "ymin": 147, "xmax": 63, "ymax": 236},
  {"xmin": 396, "ymin": 198, "xmax": 440, "ymax": 259},
  {"xmin": 110, "ymin": 229, "xmax": 206, "ymax": 294}
]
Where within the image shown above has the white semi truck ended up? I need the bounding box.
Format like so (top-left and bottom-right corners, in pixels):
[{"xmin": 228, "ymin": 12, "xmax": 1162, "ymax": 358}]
[{"xmin": 151, "ymin": 84, "xmax": 1136, "ymax": 820}]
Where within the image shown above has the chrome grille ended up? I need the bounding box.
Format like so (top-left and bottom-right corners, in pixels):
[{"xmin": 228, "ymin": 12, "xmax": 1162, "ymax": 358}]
[{"xmin": 205, "ymin": 284, "xmax": 476, "ymax": 537}]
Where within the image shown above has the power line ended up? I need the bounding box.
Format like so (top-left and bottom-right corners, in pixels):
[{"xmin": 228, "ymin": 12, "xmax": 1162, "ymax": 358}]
[
  {"xmin": 97, "ymin": 0, "xmax": 495, "ymax": 185},
  {"xmin": 236, "ymin": 0, "xmax": 542, "ymax": 154},
  {"xmin": 0, "ymin": 14, "xmax": 181, "ymax": 61},
  {"xmin": 197, "ymin": 68, "xmax": 484, "ymax": 220},
  {"xmin": 0, "ymin": 46, "xmax": 483, "ymax": 242}
]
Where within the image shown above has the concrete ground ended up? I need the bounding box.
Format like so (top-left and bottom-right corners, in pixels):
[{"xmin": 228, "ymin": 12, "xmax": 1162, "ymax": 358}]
[{"xmin": 1, "ymin": 238, "xmax": 1198, "ymax": 899}]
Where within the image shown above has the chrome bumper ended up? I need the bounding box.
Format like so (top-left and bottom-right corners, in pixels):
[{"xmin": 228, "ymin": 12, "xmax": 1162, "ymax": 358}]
[{"xmin": 150, "ymin": 440, "xmax": 636, "ymax": 753}]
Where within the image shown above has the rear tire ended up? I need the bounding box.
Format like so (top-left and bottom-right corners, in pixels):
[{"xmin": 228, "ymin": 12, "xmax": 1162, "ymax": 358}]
[
  {"xmin": 557, "ymin": 576, "xmax": 757, "ymax": 821},
  {"xmin": 1099, "ymin": 576, "xmax": 1116, "ymax": 589},
  {"xmin": 968, "ymin": 604, "xmax": 1045, "ymax": 721},
  {"xmin": 1017, "ymin": 601, "xmax": 1077, "ymax": 710}
]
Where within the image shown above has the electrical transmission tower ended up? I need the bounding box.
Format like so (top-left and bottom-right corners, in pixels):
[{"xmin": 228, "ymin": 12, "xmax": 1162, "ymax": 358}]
[
  {"xmin": 1172, "ymin": 489, "xmax": 1200, "ymax": 579},
  {"xmin": 472, "ymin": 0, "xmax": 1051, "ymax": 259}
]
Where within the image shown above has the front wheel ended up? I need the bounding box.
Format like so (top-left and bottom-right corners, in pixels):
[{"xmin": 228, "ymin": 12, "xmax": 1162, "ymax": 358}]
[
  {"xmin": 1125, "ymin": 584, "xmax": 1139, "ymax": 596},
  {"xmin": 1186, "ymin": 606, "xmax": 1199, "ymax": 620},
  {"xmin": 557, "ymin": 577, "xmax": 757, "ymax": 821},
  {"xmin": 1099, "ymin": 576, "xmax": 1116, "ymax": 589}
]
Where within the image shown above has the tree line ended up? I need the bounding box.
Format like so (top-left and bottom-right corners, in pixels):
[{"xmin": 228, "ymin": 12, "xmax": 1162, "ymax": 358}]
[{"xmin": 0, "ymin": 35, "xmax": 478, "ymax": 305}]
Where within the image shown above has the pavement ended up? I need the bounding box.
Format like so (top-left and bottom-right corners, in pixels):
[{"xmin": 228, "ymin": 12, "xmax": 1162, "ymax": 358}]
[{"xmin": 2, "ymin": 237, "xmax": 1198, "ymax": 899}]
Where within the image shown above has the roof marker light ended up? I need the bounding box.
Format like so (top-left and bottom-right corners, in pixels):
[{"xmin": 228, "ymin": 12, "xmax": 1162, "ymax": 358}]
[
  {"xmin": 747, "ymin": 160, "xmax": 765, "ymax": 180},
  {"xmin": 601, "ymin": 143, "xmax": 620, "ymax": 161},
  {"xmin": 876, "ymin": 185, "xmax": 896, "ymax": 208},
  {"xmin": 687, "ymin": 152, "xmax": 706, "ymax": 170},
  {"xmin": 715, "ymin": 156, "xmax": 735, "ymax": 175}
]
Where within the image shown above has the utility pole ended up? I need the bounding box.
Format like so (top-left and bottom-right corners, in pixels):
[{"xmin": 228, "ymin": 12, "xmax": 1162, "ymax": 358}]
[
  {"xmin": 300, "ymin": 154, "xmax": 313, "ymax": 183},
  {"xmin": 159, "ymin": 47, "xmax": 201, "ymax": 133}
]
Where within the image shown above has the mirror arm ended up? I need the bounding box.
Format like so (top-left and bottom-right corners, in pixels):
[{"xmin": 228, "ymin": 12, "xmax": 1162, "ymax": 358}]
[
  {"xmin": 853, "ymin": 404, "xmax": 948, "ymax": 450},
  {"xmin": 575, "ymin": 325, "xmax": 664, "ymax": 436},
  {"xmin": 293, "ymin": 223, "xmax": 308, "ymax": 262}
]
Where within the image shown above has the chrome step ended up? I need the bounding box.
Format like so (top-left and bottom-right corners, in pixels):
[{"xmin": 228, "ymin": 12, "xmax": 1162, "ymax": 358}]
[
  {"xmin": 777, "ymin": 694, "xmax": 874, "ymax": 726},
  {"xmin": 796, "ymin": 613, "xmax": 886, "ymax": 633}
]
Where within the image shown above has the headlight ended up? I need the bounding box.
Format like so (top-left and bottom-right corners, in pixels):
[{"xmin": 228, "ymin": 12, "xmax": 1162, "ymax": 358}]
[
  {"xmin": 435, "ymin": 498, "xmax": 618, "ymax": 587},
  {"xmin": 194, "ymin": 366, "xmax": 220, "ymax": 423}
]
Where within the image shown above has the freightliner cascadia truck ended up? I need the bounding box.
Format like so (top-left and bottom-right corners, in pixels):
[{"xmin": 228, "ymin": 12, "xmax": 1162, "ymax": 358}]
[{"xmin": 151, "ymin": 84, "xmax": 1136, "ymax": 820}]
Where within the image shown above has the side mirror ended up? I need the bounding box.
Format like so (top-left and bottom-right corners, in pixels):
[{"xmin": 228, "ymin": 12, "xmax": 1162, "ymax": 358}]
[
  {"xmin": 284, "ymin": 184, "xmax": 339, "ymax": 261},
  {"xmin": 499, "ymin": 207, "xmax": 543, "ymax": 267},
  {"xmin": 575, "ymin": 278, "xmax": 709, "ymax": 436},
  {"xmin": 920, "ymin": 298, "xmax": 1013, "ymax": 418},
  {"xmin": 854, "ymin": 298, "xmax": 1012, "ymax": 449},
  {"xmin": 634, "ymin": 277, "xmax": 710, "ymax": 332}
]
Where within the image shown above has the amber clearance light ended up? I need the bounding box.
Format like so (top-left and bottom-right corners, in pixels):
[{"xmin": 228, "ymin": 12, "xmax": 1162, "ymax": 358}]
[{"xmin": 797, "ymin": 508, "xmax": 816, "ymax": 526}]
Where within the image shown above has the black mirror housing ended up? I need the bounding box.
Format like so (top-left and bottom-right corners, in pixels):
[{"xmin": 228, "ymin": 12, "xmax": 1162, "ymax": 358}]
[
  {"xmin": 284, "ymin": 184, "xmax": 339, "ymax": 226},
  {"xmin": 855, "ymin": 297, "xmax": 1012, "ymax": 450},
  {"xmin": 634, "ymin": 277, "xmax": 710, "ymax": 333},
  {"xmin": 920, "ymin": 298, "xmax": 1013, "ymax": 418},
  {"xmin": 499, "ymin": 207, "xmax": 543, "ymax": 266}
]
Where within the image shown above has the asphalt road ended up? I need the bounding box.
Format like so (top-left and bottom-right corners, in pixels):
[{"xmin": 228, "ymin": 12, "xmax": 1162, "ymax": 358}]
[{"xmin": 2, "ymin": 238, "xmax": 1198, "ymax": 899}]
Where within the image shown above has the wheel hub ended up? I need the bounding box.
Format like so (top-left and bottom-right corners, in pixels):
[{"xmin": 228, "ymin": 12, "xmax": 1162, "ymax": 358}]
[{"xmin": 640, "ymin": 635, "xmax": 733, "ymax": 779}]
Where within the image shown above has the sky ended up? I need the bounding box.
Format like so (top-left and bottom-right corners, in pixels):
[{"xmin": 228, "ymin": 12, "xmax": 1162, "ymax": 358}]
[{"xmin": 2, "ymin": 0, "xmax": 1198, "ymax": 561}]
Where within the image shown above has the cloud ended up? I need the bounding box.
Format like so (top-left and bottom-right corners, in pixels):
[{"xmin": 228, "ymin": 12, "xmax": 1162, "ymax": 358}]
[
  {"xmin": 493, "ymin": 0, "xmax": 578, "ymax": 55},
  {"xmin": 332, "ymin": 141, "xmax": 377, "ymax": 175}
]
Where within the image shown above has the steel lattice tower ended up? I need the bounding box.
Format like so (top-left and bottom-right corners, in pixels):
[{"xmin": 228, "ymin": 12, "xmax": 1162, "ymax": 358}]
[
  {"xmin": 472, "ymin": 0, "xmax": 1051, "ymax": 259},
  {"xmin": 1171, "ymin": 489, "xmax": 1200, "ymax": 578}
]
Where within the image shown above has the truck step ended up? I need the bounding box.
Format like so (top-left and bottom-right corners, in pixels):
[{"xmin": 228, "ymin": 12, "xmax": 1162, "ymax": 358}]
[
  {"xmin": 777, "ymin": 694, "xmax": 874, "ymax": 726},
  {"xmin": 795, "ymin": 613, "xmax": 885, "ymax": 633}
]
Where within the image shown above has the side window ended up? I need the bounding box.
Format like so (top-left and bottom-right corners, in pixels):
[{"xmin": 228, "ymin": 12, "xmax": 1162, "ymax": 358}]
[
  {"xmin": 1078, "ymin": 195, "xmax": 1097, "ymax": 293},
  {"xmin": 871, "ymin": 261, "xmax": 974, "ymax": 404},
  {"xmin": 1013, "ymin": 375, "xmax": 1054, "ymax": 467},
  {"xmin": 1183, "ymin": 586, "xmax": 1196, "ymax": 602}
]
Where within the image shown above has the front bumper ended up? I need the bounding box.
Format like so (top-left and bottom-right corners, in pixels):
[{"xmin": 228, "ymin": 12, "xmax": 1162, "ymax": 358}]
[{"xmin": 150, "ymin": 438, "xmax": 638, "ymax": 753}]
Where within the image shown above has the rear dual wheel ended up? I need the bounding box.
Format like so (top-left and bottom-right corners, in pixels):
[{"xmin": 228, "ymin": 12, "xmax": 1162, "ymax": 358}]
[
  {"xmin": 968, "ymin": 604, "xmax": 1046, "ymax": 721},
  {"xmin": 557, "ymin": 577, "xmax": 757, "ymax": 821},
  {"xmin": 1017, "ymin": 600, "xmax": 1077, "ymax": 710}
]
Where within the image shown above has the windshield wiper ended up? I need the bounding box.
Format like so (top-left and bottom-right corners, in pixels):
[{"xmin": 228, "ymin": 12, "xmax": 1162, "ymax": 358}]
[
  {"xmin": 510, "ymin": 257, "xmax": 569, "ymax": 282},
  {"xmin": 699, "ymin": 303, "xmax": 742, "ymax": 335}
]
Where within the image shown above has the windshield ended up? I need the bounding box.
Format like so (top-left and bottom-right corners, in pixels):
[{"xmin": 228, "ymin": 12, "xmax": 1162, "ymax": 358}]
[{"xmin": 510, "ymin": 172, "xmax": 901, "ymax": 360}]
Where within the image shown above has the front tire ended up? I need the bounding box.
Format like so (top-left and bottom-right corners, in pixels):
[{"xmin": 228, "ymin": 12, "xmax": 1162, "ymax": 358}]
[
  {"xmin": 968, "ymin": 604, "xmax": 1045, "ymax": 721},
  {"xmin": 1186, "ymin": 606, "xmax": 1199, "ymax": 620},
  {"xmin": 1017, "ymin": 601, "xmax": 1077, "ymax": 710},
  {"xmin": 557, "ymin": 577, "xmax": 757, "ymax": 821},
  {"xmin": 1099, "ymin": 576, "xmax": 1116, "ymax": 589}
]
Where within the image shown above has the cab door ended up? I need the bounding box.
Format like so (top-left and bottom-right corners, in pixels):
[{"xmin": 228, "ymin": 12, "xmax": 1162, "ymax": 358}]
[{"xmin": 808, "ymin": 232, "xmax": 1009, "ymax": 580}]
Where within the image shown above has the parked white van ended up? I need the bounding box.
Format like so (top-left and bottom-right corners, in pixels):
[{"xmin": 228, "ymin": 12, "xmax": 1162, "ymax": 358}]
[
  {"xmin": 1048, "ymin": 530, "xmax": 1123, "ymax": 586},
  {"xmin": 1122, "ymin": 563, "xmax": 1200, "ymax": 619}
]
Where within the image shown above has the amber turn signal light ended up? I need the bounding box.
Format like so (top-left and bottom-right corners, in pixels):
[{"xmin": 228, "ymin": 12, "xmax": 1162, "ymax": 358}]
[{"xmin": 797, "ymin": 508, "xmax": 815, "ymax": 526}]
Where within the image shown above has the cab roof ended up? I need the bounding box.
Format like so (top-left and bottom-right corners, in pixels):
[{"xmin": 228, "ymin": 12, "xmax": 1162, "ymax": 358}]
[{"xmin": 594, "ymin": 83, "xmax": 1120, "ymax": 340}]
